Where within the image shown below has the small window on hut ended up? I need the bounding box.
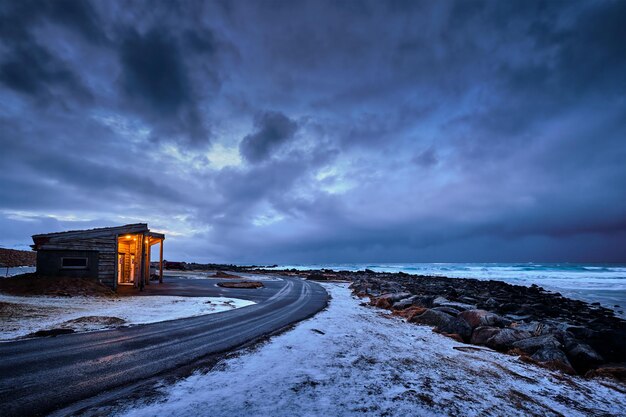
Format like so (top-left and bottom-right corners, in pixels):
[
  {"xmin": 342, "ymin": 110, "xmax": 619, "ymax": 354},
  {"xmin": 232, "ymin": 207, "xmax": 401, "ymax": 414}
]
[{"xmin": 61, "ymin": 257, "xmax": 88, "ymax": 269}]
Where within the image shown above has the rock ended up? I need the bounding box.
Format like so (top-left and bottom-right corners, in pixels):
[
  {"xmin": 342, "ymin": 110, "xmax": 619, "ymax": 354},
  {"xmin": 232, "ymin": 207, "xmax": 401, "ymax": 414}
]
[
  {"xmin": 512, "ymin": 321, "xmax": 555, "ymax": 336},
  {"xmin": 500, "ymin": 302, "xmax": 521, "ymax": 313},
  {"xmin": 503, "ymin": 314, "xmax": 533, "ymax": 322},
  {"xmin": 511, "ymin": 334, "xmax": 562, "ymax": 355},
  {"xmin": 587, "ymin": 328, "xmax": 626, "ymax": 364},
  {"xmin": 392, "ymin": 295, "xmax": 419, "ymax": 310},
  {"xmin": 431, "ymin": 306, "xmax": 461, "ymax": 316},
  {"xmin": 412, "ymin": 295, "xmax": 435, "ymax": 308},
  {"xmin": 432, "ymin": 297, "xmax": 476, "ymax": 311},
  {"xmin": 565, "ymin": 342, "xmax": 604, "ymax": 373},
  {"xmin": 394, "ymin": 306, "xmax": 427, "ymax": 321},
  {"xmin": 458, "ymin": 309, "xmax": 511, "ymax": 329},
  {"xmin": 485, "ymin": 328, "xmax": 532, "ymax": 351},
  {"xmin": 373, "ymin": 292, "xmax": 412, "ymax": 310},
  {"xmin": 531, "ymin": 346, "xmax": 576, "ymax": 374},
  {"xmin": 373, "ymin": 297, "xmax": 393, "ymax": 309},
  {"xmin": 382, "ymin": 292, "xmax": 413, "ymax": 303},
  {"xmin": 471, "ymin": 326, "xmax": 501, "ymax": 345},
  {"xmin": 483, "ymin": 297, "xmax": 499, "ymax": 309},
  {"xmin": 411, "ymin": 309, "xmax": 472, "ymax": 340}
]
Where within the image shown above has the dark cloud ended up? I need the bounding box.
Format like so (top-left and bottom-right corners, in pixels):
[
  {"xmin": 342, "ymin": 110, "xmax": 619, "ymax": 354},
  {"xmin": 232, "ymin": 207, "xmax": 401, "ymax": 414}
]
[
  {"xmin": 118, "ymin": 29, "xmax": 207, "ymax": 145},
  {"xmin": 45, "ymin": 0, "xmax": 105, "ymax": 44},
  {"xmin": 239, "ymin": 111, "xmax": 298, "ymax": 163},
  {"xmin": 120, "ymin": 30, "xmax": 190, "ymax": 115},
  {"xmin": 0, "ymin": 41, "xmax": 89, "ymax": 101},
  {"xmin": 0, "ymin": 1, "xmax": 93, "ymax": 102},
  {"xmin": 0, "ymin": 0, "xmax": 624, "ymax": 262}
]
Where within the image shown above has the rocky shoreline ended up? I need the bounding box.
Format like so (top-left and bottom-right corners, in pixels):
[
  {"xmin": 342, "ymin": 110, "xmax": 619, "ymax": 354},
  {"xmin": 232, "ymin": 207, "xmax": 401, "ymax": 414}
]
[{"xmin": 260, "ymin": 268, "xmax": 626, "ymax": 381}]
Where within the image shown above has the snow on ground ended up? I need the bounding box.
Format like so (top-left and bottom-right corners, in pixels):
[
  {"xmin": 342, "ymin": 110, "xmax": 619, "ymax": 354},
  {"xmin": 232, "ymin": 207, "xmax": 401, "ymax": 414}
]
[
  {"xmin": 0, "ymin": 294, "xmax": 255, "ymax": 341},
  {"xmin": 1, "ymin": 266, "xmax": 36, "ymax": 277},
  {"xmin": 109, "ymin": 283, "xmax": 626, "ymax": 417},
  {"xmin": 163, "ymin": 270, "xmax": 282, "ymax": 281}
]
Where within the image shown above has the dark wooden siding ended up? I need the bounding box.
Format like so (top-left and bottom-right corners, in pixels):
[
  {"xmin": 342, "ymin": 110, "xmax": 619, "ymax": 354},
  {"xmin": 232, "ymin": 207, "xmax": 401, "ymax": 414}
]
[
  {"xmin": 36, "ymin": 236, "xmax": 117, "ymax": 287},
  {"xmin": 36, "ymin": 250, "xmax": 99, "ymax": 278}
]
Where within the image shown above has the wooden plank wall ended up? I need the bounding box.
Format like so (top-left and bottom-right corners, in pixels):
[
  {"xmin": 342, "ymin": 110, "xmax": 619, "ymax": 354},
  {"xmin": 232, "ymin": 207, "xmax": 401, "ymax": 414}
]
[{"xmin": 36, "ymin": 236, "xmax": 117, "ymax": 287}]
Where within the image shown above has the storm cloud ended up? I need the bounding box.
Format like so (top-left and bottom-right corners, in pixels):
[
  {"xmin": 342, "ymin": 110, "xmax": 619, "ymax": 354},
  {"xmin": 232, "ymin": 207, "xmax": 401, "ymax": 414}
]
[
  {"xmin": 1, "ymin": 0, "xmax": 625, "ymax": 263},
  {"xmin": 239, "ymin": 111, "xmax": 298, "ymax": 163}
]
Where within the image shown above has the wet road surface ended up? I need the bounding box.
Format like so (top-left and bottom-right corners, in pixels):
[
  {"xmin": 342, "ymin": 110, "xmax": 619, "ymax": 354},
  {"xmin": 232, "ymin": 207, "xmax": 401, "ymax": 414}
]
[{"xmin": 0, "ymin": 274, "xmax": 328, "ymax": 416}]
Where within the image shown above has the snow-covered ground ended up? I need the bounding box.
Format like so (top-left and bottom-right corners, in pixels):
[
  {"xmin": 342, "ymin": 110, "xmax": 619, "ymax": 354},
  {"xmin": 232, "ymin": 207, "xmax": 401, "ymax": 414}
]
[
  {"xmin": 108, "ymin": 283, "xmax": 625, "ymax": 417},
  {"xmin": 163, "ymin": 270, "xmax": 282, "ymax": 281},
  {"xmin": 0, "ymin": 294, "xmax": 255, "ymax": 341},
  {"xmin": 1, "ymin": 266, "xmax": 36, "ymax": 277}
]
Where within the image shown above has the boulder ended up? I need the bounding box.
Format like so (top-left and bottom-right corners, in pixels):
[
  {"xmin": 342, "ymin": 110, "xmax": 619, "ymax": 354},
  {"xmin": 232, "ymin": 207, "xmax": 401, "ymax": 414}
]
[
  {"xmin": 531, "ymin": 346, "xmax": 576, "ymax": 374},
  {"xmin": 395, "ymin": 306, "xmax": 427, "ymax": 321},
  {"xmin": 483, "ymin": 297, "xmax": 499, "ymax": 309},
  {"xmin": 563, "ymin": 325, "xmax": 595, "ymax": 340},
  {"xmin": 500, "ymin": 302, "xmax": 521, "ymax": 313},
  {"xmin": 511, "ymin": 334, "xmax": 562, "ymax": 355},
  {"xmin": 485, "ymin": 328, "xmax": 532, "ymax": 351},
  {"xmin": 470, "ymin": 326, "xmax": 501, "ymax": 345},
  {"xmin": 373, "ymin": 297, "xmax": 393, "ymax": 309},
  {"xmin": 565, "ymin": 342, "xmax": 604, "ymax": 373},
  {"xmin": 410, "ymin": 309, "xmax": 472, "ymax": 340},
  {"xmin": 432, "ymin": 296, "xmax": 476, "ymax": 311},
  {"xmin": 381, "ymin": 292, "xmax": 413, "ymax": 303},
  {"xmin": 511, "ymin": 321, "xmax": 555, "ymax": 336},
  {"xmin": 431, "ymin": 306, "xmax": 461, "ymax": 316},
  {"xmin": 392, "ymin": 295, "xmax": 419, "ymax": 310},
  {"xmin": 412, "ymin": 295, "xmax": 435, "ymax": 308},
  {"xmin": 458, "ymin": 309, "xmax": 511, "ymax": 329},
  {"xmin": 372, "ymin": 292, "xmax": 411, "ymax": 309},
  {"xmin": 587, "ymin": 328, "xmax": 626, "ymax": 364}
]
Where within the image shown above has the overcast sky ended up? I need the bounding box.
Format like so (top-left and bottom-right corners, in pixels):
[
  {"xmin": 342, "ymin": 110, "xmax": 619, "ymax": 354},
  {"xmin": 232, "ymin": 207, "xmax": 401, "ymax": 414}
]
[{"xmin": 1, "ymin": 0, "xmax": 625, "ymax": 263}]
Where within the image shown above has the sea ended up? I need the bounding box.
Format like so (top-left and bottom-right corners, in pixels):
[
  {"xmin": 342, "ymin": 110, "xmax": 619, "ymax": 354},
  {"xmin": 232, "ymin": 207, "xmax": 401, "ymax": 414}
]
[{"xmin": 267, "ymin": 263, "xmax": 626, "ymax": 317}]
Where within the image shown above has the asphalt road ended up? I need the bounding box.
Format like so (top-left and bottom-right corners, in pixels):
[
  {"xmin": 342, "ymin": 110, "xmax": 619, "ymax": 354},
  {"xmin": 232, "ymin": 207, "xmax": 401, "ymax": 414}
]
[{"xmin": 0, "ymin": 274, "xmax": 328, "ymax": 416}]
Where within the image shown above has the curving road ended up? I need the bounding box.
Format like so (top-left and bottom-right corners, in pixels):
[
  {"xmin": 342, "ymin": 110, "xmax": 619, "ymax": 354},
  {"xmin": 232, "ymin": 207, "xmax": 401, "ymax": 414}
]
[{"xmin": 0, "ymin": 275, "xmax": 328, "ymax": 416}]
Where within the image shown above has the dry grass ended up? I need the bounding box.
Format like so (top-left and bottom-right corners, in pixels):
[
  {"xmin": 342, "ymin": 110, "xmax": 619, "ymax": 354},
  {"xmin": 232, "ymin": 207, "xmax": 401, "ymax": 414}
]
[{"xmin": 0, "ymin": 273, "xmax": 115, "ymax": 297}]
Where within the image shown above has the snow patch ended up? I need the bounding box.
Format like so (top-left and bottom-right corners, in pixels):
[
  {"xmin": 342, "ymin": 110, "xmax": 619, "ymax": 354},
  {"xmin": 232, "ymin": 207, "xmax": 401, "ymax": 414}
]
[
  {"xmin": 108, "ymin": 283, "xmax": 626, "ymax": 417},
  {"xmin": 0, "ymin": 294, "xmax": 255, "ymax": 341},
  {"xmin": 164, "ymin": 270, "xmax": 282, "ymax": 281},
  {"xmin": 1, "ymin": 266, "xmax": 36, "ymax": 277}
]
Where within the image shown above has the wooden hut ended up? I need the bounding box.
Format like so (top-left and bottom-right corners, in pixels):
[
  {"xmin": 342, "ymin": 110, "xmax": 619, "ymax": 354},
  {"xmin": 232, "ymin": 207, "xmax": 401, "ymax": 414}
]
[{"xmin": 31, "ymin": 223, "xmax": 165, "ymax": 291}]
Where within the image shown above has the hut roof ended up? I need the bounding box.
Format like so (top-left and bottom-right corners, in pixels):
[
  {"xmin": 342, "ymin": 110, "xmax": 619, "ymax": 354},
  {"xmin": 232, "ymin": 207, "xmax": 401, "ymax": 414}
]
[{"xmin": 31, "ymin": 223, "xmax": 165, "ymax": 249}]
